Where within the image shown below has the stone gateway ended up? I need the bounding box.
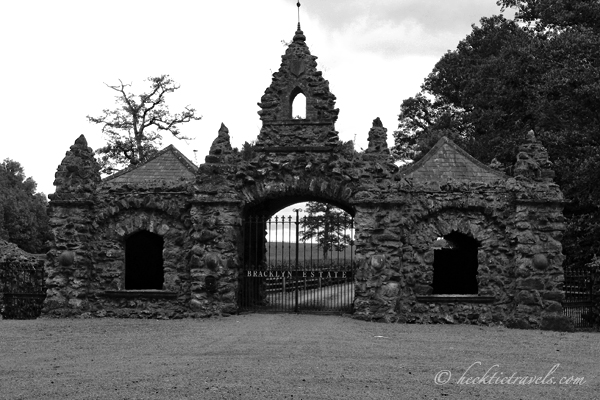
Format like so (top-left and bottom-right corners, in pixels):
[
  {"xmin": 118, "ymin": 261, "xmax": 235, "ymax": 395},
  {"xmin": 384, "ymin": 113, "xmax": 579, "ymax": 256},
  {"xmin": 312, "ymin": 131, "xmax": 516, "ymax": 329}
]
[{"xmin": 44, "ymin": 24, "xmax": 572, "ymax": 331}]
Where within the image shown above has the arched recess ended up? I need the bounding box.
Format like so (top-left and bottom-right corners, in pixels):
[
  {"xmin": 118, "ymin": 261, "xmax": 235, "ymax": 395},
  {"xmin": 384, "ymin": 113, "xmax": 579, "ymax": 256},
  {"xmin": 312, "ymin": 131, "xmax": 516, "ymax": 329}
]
[
  {"xmin": 290, "ymin": 87, "xmax": 306, "ymax": 119},
  {"xmin": 245, "ymin": 194, "xmax": 355, "ymax": 220},
  {"xmin": 243, "ymin": 194, "xmax": 355, "ymax": 268},
  {"xmin": 125, "ymin": 230, "xmax": 164, "ymax": 290},
  {"xmin": 94, "ymin": 209, "xmax": 190, "ymax": 294},
  {"xmin": 411, "ymin": 207, "xmax": 510, "ymax": 299},
  {"xmin": 432, "ymin": 231, "xmax": 480, "ymax": 294}
]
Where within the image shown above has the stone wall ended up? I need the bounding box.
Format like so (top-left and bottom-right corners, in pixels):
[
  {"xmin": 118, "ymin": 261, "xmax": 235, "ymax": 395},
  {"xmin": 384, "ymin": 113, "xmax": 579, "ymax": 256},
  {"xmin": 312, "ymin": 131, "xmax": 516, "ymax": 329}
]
[
  {"xmin": 348, "ymin": 133, "xmax": 569, "ymax": 330},
  {"xmin": 89, "ymin": 182, "xmax": 194, "ymax": 318},
  {"xmin": 188, "ymin": 201, "xmax": 241, "ymax": 317},
  {"xmin": 351, "ymin": 177, "xmax": 568, "ymax": 330},
  {"xmin": 45, "ymin": 136, "xmax": 195, "ymax": 318}
]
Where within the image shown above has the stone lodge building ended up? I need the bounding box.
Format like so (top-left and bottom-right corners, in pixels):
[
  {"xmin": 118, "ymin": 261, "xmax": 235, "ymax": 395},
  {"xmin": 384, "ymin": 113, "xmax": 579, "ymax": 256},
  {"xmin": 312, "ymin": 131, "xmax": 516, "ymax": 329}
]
[{"xmin": 44, "ymin": 24, "xmax": 571, "ymax": 330}]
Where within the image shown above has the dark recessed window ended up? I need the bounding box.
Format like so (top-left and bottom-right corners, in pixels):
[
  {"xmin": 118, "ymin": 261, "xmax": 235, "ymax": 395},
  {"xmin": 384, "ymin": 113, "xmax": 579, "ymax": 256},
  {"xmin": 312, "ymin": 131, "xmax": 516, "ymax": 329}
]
[
  {"xmin": 125, "ymin": 230, "xmax": 164, "ymax": 290},
  {"xmin": 432, "ymin": 231, "xmax": 479, "ymax": 295}
]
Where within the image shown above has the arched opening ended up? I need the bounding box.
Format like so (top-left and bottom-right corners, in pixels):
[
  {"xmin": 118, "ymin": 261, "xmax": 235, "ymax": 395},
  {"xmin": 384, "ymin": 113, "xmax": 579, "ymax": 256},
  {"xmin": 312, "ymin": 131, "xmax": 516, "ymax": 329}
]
[
  {"xmin": 240, "ymin": 199, "xmax": 355, "ymax": 313},
  {"xmin": 290, "ymin": 88, "xmax": 306, "ymax": 119},
  {"xmin": 265, "ymin": 202, "xmax": 354, "ymax": 264},
  {"xmin": 242, "ymin": 195, "xmax": 355, "ymax": 271},
  {"xmin": 432, "ymin": 231, "xmax": 479, "ymax": 295},
  {"xmin": 125, "ymin": 230, "xmax": 164, "ymax": 290}
]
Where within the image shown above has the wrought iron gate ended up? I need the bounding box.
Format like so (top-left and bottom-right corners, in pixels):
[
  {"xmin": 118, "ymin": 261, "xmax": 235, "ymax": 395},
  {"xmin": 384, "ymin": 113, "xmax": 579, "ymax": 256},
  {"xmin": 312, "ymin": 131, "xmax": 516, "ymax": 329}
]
[
  {"xmin": 563, "ymin": 267, "xmax": 595, "ymax": 328},
  {"xmin": 1, "ymin": 259, "xmax": 46, "ymax": 319},
  {"xmin": 239, "ymin": 210, "xmax": 355, "ymax": 314}
]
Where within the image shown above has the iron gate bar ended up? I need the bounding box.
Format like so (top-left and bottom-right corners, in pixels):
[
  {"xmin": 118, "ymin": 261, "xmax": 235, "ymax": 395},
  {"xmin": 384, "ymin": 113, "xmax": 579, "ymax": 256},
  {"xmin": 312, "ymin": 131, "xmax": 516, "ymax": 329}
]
[{"xmin": 295, "ymin": 209, "xmax": 299, "ymax": 313}]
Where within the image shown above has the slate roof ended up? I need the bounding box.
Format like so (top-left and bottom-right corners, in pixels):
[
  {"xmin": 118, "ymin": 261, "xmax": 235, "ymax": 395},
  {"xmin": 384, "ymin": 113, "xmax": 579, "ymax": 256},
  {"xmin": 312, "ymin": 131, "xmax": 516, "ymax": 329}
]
[
  {"xmin": 401, "ymin": 136, "xmax": 506, "ymax": 183},
  {"xmin": 103, "ymin": 145, "xmax": 197, "ymax": 184}
]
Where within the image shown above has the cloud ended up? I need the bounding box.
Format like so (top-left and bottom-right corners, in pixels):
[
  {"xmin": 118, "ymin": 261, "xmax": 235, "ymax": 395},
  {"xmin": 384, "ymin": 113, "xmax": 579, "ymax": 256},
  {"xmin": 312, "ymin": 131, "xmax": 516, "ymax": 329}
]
[{"xmin": 305, "ymin": 0, "xmax": 510, "ymax": 56}]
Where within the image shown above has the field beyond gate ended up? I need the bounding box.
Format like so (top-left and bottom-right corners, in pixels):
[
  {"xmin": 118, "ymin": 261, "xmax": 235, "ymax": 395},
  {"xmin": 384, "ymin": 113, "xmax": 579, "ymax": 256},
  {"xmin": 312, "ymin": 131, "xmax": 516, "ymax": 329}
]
[{"xmin": 240, "ymin": 211, "xmax": 356, "ymax": 313}]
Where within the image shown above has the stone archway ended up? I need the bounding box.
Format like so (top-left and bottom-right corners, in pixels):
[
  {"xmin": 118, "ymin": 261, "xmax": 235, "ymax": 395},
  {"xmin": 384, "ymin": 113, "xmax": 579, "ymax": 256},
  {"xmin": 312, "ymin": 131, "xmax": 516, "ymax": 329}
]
[
  {"xmin": 241, "ymin": 191, "xmax": 356, "ymax": 274},
  {"xmin": 96, "ymin": 209, "xmax": 190, "ymax": 294},
  {"xmin": 239, "ymin": 196, "xmax": 356, "ymax": 314}
]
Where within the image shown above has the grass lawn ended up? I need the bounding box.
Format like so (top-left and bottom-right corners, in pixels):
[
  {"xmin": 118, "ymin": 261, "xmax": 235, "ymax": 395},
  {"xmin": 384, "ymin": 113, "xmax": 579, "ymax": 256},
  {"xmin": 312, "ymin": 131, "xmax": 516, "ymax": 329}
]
[{"xmin": 1, "ymin": 314, "xmax": 598, "ymax": 399}]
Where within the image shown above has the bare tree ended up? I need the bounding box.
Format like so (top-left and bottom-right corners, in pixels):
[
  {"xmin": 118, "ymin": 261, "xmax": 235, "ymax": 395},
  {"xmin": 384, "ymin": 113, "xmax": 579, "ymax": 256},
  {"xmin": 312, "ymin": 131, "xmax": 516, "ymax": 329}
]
[{"xmin": 87, "ymin": 75, "xmax": 201, "ymax": 174}]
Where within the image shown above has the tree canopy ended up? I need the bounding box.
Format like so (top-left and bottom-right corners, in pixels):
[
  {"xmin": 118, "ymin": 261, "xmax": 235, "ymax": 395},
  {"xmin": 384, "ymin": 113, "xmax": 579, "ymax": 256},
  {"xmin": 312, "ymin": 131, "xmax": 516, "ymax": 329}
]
[
  {"xmin": 0, "ymin": 159, "xmax": 52, "ymax": 253},
  {"xmin": 301, "ymin": 202, "xmax": 353, "ymax": 260},
  {"xmin": 498, "ymin": 0, "xmax": 600, "ymax": 32},
  {"xmin": 395, "ymin": 0, "xmax": 600, "ymax": 268},
  {"xmin": 88, "ymin": 75, "xmax": 201, "ymax": 174}
]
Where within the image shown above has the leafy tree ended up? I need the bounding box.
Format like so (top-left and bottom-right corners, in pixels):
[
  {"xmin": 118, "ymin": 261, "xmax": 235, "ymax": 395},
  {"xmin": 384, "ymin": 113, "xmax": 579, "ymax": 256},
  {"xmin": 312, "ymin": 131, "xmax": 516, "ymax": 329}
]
[
  {"xmin": 394, "ymin": 3, "xmax": 600, "ymax": 269},
  {"xmin": 498, "ymin": 0, "xmax": 600, "ymax": 32},
  {"xmin": 241, "ymin": 141, "xmax": 256, "ymax": 161},
  {"xmin": 301, "ymin": 202, "xmax": 352, "ymax": 260},
  {"xmin": 87, "ymin": 75, "xmax": 201, "ymax": 174},
  {"xmin": 395, "ymin": 15, "xmax": 539, "ymax": 163},
  {"xmin": 0, "ymin": 159, "xmax": 52, "ymax": 253}
]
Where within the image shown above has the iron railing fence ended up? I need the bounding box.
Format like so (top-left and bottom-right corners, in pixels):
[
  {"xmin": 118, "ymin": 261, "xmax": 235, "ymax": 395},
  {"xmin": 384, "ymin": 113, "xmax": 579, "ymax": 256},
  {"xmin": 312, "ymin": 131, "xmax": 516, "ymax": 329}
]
[
  {"xmin": 0, "ymin": 259, "xmax": 46, "ymax": 319},
  {"xmin": 563, "ymin": 267, "xmax": 595, "ymax": 329}
]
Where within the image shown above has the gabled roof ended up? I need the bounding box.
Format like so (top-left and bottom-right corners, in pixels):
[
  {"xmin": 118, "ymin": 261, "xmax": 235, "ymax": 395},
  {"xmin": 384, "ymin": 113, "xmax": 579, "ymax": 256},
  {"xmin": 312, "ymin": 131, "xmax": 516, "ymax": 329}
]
[
  {"xmin": 401, "ymin": 137, "xmax": 506, "ymax": 183},
  {"xmin": 103, "ymin": 145, "xmax": 197, "ymax": 184}
]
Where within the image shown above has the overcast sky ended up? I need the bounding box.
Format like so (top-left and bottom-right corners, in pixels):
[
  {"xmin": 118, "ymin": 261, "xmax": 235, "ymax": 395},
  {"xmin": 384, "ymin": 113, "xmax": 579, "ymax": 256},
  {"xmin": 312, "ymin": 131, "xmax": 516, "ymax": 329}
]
[{"xmin": 0, "ymin": 0, "xmax": 512, "ymax": 197}]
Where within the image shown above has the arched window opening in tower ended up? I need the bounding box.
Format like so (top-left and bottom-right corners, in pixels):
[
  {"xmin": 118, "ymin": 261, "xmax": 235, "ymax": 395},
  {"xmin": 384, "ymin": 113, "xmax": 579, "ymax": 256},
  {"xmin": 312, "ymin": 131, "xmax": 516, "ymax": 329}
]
[
  {"xmin": 432, "ymin": 231, "xmax": 479, "ymax": 295},
  {"xmin": 291, "ymin": 92, "xmax": 306, "ymax": 119},
  {"xmin": 125, "ymin": 230, "xmax": 164, "ymax": 290}
]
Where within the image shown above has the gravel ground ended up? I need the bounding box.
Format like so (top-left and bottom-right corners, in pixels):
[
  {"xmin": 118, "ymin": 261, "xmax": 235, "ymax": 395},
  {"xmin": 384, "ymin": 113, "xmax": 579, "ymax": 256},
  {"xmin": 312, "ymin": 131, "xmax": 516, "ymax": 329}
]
[{"xmin": 0, "ymin": 314, "xmax": 598, "ymax": 399}]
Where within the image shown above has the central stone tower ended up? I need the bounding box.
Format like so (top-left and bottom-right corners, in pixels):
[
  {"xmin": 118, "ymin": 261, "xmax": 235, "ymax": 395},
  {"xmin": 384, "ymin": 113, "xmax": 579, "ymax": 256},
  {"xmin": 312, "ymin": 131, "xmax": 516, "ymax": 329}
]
[{"xmin": 255, "ymin": 24, "xmax": 340, "ymax": 149}]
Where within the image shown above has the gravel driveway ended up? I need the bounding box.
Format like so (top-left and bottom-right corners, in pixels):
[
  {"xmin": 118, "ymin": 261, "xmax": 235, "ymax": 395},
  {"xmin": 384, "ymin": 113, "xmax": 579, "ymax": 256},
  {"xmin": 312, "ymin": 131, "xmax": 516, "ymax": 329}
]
[{"xmin": 1, "ymin": 314, "xmax": 598, "ymax": 399}]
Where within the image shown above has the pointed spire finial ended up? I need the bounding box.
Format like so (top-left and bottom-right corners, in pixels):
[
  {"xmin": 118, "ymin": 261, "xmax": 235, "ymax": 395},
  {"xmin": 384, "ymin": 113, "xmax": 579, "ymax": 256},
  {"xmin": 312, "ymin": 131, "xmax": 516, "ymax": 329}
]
[
  {"xmin": 207, "ymin": 122, "xmax": 233, "ymax": 160},
  {"xmin": 292, "ymin": 1, "xmax": 305, "ymax": 42}
]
